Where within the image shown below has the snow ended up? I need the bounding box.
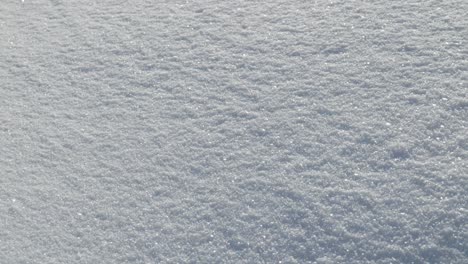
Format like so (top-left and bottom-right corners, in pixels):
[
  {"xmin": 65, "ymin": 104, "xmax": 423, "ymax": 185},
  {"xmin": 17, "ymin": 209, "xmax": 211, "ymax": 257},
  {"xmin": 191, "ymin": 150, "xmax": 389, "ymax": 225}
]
[{"xmin": 1, "ymin": 0, "xmax": 467, "ymax": 263}]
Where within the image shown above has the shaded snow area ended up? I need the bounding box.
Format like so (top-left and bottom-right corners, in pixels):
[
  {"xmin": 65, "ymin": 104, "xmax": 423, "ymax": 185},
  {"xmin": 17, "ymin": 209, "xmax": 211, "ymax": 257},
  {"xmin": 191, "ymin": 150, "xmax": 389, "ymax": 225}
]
[{"xmin": 1, "ymin": 0, "xmax": 468, "ymax": 263}]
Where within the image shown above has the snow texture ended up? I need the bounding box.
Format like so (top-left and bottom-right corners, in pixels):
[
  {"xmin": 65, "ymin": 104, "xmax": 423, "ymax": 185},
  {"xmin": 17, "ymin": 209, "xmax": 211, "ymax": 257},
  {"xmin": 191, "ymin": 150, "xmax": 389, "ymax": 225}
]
[{"xmin": 1, "ymin": 0, "xmax": 467, "ymax": 263}]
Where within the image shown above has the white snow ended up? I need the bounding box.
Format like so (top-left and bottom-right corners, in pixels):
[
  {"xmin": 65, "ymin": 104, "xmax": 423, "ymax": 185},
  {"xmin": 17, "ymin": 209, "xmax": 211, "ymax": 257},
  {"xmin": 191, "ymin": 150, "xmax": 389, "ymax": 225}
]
[{"xmin": 1, "ymin": 0, "xmax": 467, "ymax": 263}]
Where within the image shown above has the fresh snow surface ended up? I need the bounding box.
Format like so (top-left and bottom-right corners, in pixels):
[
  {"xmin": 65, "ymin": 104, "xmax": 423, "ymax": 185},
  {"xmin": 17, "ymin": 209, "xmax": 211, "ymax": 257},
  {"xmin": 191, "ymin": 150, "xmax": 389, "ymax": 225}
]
[{"xmin": 1, "ymin": 0, "xmax": 467, "ymax": 263}]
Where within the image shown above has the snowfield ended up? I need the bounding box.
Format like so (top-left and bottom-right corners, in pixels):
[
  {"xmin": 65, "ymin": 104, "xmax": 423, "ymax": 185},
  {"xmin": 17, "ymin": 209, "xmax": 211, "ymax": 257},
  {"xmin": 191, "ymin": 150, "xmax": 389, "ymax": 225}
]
[{"xmin": 1, "ymin": 0, "xmax": 467, "ymax": 263}]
